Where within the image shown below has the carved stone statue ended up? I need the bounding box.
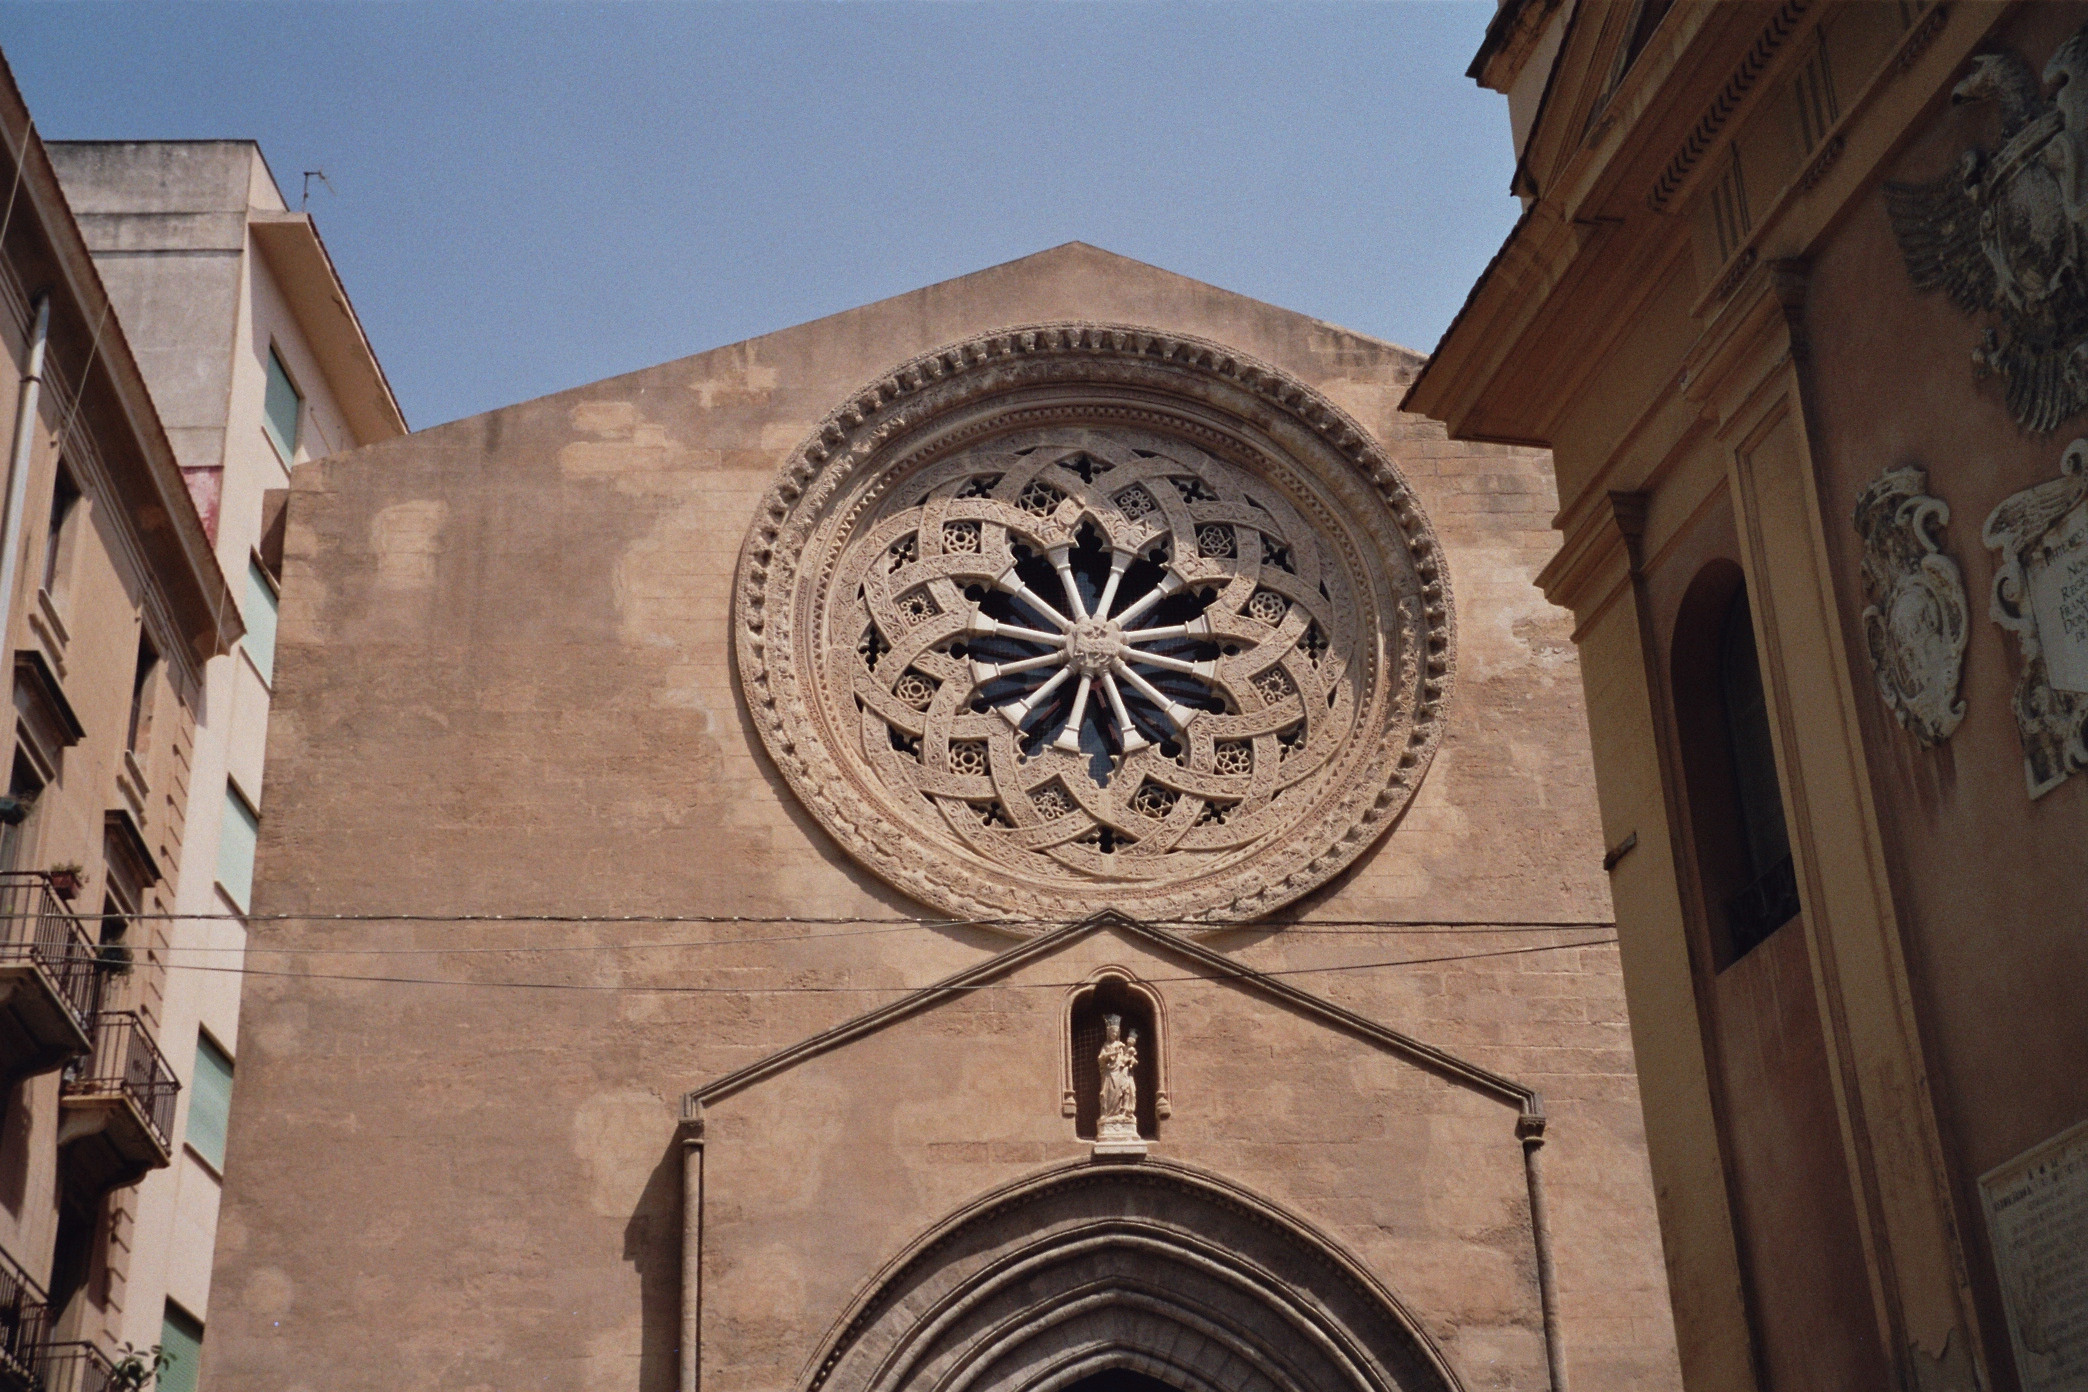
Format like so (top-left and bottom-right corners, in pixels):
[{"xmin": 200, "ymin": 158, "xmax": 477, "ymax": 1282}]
[
  {"xmin": 1854, "ymin": 466, "xmax": 1967, "ymax": 747},
  {"xmin": 1886, "ymin": 22, "xmax": 2088, "ymax": 431},
  {"xmin": 1096, "ymin": 1014, "xmax": 1140, "ymax": 1145}
]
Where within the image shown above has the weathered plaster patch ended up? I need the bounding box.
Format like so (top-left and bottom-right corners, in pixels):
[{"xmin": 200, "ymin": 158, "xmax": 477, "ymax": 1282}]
[
  {"xmin": 369, "ymin": 500, "xmax": 446, "ymax": 592},
  {"xmin": 572, "ymin": 1089, "xmax": 672, "ymax": 1217},
  {"xmin": 689, "ymin": 359, "xmax": 779, "ymax": 410}
]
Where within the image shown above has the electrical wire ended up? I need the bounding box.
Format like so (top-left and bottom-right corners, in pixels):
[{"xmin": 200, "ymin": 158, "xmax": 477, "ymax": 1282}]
[{"xmin": 74, "ymin": 933, "xmax": 1618, "ymax": 995}]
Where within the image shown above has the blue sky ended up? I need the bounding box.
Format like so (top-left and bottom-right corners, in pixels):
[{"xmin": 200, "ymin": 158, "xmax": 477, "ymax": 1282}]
[{"xmin": 2, "ymin": 2, "xmax": 1519, "ymax": 430}]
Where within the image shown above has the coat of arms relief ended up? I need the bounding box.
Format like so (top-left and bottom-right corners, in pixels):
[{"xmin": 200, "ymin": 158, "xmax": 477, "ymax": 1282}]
[
  {"xmin": 1854, "ymin": 468, "xmax": 1968, "ymax": 748},
  {"xmin": 1886, "ymin": 25, "xmax": 2088, "ymax": 432},
  {"xmin": 1984, "ymin": 438, "xmax": 2088, "ymax": 797}
]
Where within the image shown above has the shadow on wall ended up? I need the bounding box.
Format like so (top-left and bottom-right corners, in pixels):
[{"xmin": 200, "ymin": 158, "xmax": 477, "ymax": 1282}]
[{"xmin": 624, "ymin": 1134, "xmax": 684, "ymax": 1392}]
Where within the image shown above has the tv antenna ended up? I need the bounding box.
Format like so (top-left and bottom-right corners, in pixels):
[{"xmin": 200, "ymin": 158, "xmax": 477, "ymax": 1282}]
[{"xmin": 300, "ymin": 169, "xmax": 335, "ymax": 211}]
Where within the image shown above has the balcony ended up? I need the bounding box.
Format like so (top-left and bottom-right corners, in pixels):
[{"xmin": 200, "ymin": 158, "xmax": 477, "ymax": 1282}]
[
  {"xmin": 0, "ymin": 1246, "xmax": 48, "ymax": 1392},
  {"xmin": 34, "ymin": 1342, "xmax": 117, "ymax": 1392},
  {"xmin": 57, "ymin": 1013, "xmax": 176, "ymax": 1198},
  {"xmin": 0, "ymin": 875, "xmax": 97, "ymax": 1080}
]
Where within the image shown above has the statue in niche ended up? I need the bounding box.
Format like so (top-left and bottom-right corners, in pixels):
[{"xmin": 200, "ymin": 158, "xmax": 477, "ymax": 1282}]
[{"xmin": 1097, "ymin": 1014, "xmax": 1140, "ymax": 1144}]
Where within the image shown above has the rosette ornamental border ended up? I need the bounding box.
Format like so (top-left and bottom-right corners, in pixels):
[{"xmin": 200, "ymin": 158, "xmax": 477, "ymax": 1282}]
[{"xmin": 733, "ymin": 324, "xmax": 1455, "ymax": 925}]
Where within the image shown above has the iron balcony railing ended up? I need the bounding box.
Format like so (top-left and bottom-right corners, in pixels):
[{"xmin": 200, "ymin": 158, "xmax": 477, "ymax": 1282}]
[
  {"xmin": 60, "ymin": 1013, "xmax": 176, "ymax": 1152},
  {"xmin": 0, "ymin": 874, "xmax": 99, "ymax": 1037},
  {"xmin": 34, "ymin": 1341, "xmax": 115, "ymax": 1392},
  {"xmin": 0, "ymin": 1245, "xmax": 47, "ymax": 1392}
]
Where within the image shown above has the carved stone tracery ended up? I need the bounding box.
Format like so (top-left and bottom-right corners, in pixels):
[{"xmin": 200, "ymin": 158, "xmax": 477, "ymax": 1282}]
[{"xmin": 735, "ymin": 325, "xmax": 1452, "ymax": 924}]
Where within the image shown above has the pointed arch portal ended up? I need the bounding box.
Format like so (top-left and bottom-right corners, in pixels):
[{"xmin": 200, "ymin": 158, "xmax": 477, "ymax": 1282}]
[{"xmin": 796, "ymin": 1160, "xmax": 1465, "ymax": 1392}]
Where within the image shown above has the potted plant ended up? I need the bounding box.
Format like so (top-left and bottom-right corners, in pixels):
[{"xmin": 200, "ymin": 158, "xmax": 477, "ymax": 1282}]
[
  {"xmin": 46, "ymin": 862, "xmax": 83, "ymax": 901},
  {"xmin": 109, "ymin": 1343, "xmax": 171, "ymax": 1391}
]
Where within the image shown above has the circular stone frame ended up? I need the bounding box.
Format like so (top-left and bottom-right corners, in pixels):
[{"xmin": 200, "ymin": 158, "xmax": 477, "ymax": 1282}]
[{"xmin": 734, "ymin": 324, "xmax": 1454, "ymax": 925}]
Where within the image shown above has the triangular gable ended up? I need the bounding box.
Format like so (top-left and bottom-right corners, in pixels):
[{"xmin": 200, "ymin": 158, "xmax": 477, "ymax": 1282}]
[{"xmin": 685, "ymin": 912, "xmax": 1542, "ymax": 1125}]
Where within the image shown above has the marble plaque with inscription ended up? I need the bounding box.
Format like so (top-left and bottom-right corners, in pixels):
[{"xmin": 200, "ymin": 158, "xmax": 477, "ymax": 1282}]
[
  {"xmin": 1982, "ymin": 1120, "xmax": 2088, "ymax": 1392},
  {"xmin": 2028, "ymin": 504, "xmax": 2088, "ymax": 694}
]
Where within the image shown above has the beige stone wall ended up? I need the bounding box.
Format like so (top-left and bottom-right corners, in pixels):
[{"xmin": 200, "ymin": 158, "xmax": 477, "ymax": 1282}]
[{"xmin": 209, "ymin": 246, "xmax": 1676, "ymax": 1392}]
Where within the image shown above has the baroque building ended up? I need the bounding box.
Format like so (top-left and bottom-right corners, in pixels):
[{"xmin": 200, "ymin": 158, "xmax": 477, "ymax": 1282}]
[
  {"xmin": 207, "ymin": 244, "xmax": 1682, "ymax": 1392},
  {"xmin": 1410, "ymin": 4, "xmax": 2088, "ymax": 1392}
]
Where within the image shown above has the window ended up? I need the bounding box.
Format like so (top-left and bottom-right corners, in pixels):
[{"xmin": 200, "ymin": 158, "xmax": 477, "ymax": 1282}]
[
  {"xmin": 216, "ymin": 785, "xmax": 258, "ymax": 911},
  {"xmin": 262, "ymin": 347, "xmax": 302, "ymax": 461},
  {"xmin": 126, "ymin": 634, "xmax": 158, "ymax": 755},
  {"xmin": 1672, "ymin": 564, "xmax": 1800, "ymax": 967},
  {"xmin": 0, "ymin": 753, "xmax": 42, "ymax": 874},
  {"xmin": 159, "ymin": 1302, "xmax": 203, "ymax": 1392},
  {"xmin": 1718, "ymin": 590, "xmax": 1798, "ymax": 956},
  {"xmin": 244, "ymin": 557, "xmax": 279, "ymax": 684},
  {"xmin": 42, "ymin": 463, "xmax": 79, "ymax": 597},
  {"xmin": 1619, "ymin": 0, "xmax": 1675, "ymax": 78},
  {"xmin": 187, "ymin": 1033, "xmax": 233, "ymax": 1171},
  {"xmin": 96, "ymin": 889, "xmax": 134, "ymax": 975}
]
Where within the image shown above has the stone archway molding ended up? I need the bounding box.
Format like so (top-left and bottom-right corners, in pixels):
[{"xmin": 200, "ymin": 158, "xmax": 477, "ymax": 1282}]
[
  {"xmin": 671, "ymin": 914, "xmax": 1569, "ymax": 1392},
  {"xmin": 797, "ymin": 1158, "xmax": 1466, "ymax": 1392}
]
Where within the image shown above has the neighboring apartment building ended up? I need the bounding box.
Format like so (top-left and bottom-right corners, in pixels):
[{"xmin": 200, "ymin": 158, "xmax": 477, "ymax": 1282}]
[
  {"xmin": 1410, "ymin": 4, "xmax": 2087, "ymax": 1392},
  {"xmin": 0, "ymin": 57, "xmax": 242, "ymax": 1390},
  {"xmin": 45, "ymin": 139, "xmax": 406, "ymax": 1388}
]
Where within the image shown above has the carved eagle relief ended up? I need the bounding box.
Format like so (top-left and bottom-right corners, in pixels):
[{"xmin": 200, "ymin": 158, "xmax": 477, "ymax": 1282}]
[{"xmin": 1886, "ymin": 29, "xmax": 2088, "ymax": 432}]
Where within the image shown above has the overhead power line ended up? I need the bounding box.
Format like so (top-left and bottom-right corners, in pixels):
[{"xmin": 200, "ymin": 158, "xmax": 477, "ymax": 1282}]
[{"xmin": 119, "ymin": 933, "xmax": 1619, "ymax": 995}]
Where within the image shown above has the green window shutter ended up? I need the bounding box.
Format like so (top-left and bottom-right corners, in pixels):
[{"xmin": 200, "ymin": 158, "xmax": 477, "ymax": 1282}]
[
  {"xmin": 262, "ymin": 348, "xmax": 302, "ymax": 461},
  {"xmin": 158, "ymin": 1303, "xmax": 202, "ymax": 1392},
  {"xmin": 244, "ymin": 558, "xmax": 278, "ymax": 684},
  {"xmin": 216, "ymin": 786, "xmax": 257, "ymax": 911},
  {"xmin": 187, "ymin": 1033, "xmax": 233, "ymax": 1172}
]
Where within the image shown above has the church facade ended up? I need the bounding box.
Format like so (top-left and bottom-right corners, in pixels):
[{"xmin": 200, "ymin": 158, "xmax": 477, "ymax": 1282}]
[{"xmin": 206, "ymin": 246, "xmax": 1679, "ymax": 1392}]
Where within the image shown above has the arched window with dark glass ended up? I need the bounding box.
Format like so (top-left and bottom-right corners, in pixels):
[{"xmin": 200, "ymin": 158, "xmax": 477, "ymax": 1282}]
[{"xmin": 1672, "ymin": 565, "xmax": 1800, "ymax": 967}]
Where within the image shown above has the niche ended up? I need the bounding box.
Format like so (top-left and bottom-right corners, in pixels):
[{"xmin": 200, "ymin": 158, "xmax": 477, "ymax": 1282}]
[{"xmin": 1062, "ymin": 969, "xmax": 1167, "ymax": 1141}]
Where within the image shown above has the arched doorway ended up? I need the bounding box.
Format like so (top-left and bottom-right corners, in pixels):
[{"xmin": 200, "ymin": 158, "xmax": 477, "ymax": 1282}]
[{"xmin": 802, "ymin": 1160, "xmax": 1463, "ymax": 1392}]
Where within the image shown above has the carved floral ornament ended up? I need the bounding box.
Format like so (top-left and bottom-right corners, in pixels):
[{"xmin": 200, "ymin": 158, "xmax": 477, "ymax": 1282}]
[{"xmin": 734, "ymin": 325, "xmax": 1453, "ymax": 925}]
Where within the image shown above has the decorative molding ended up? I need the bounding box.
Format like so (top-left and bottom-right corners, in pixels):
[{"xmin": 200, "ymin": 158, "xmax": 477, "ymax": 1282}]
[
  {"xmin": 800, "ymin": 1159, "xmax": 1465, "ymax": 1392},
  {"xmin": 1712, "ymin": 248, "xmax": 1760, "ymax": 304},
  {"xmin": 1646, "ymin": 0, "xmax": 1813, "ymax": 212},
  {"xmin": 687, "ymin": 912, "xmax": 1538, "ymax": 1118},
  {"xmin": 1886, "ymin": 19, "xmax": 2088, "ymax": 432},
  {"xmin": 1854, "ymin": 466, "xmax": 1967, "ymax": 747},
  {"xmin": 735, "ymin": 325, "xmax": 1453, "ymax": 925},
  {"xmin": 1797, "ymin": 132, "xmax": 1847, "ymax": 194},
  {"xmin": 1983, "ymin": 438, "xmax": 2088, "ymax": 796},
  {"xmin": 1897, "ymin": 3, "xmax": 1950, "ymax": 73}
]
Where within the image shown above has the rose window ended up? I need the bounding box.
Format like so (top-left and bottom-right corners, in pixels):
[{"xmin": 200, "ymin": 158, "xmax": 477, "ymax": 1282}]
[
  {"xmin": 738, "ymin": 325, "xmax": 1451, "ymax": 923},
  {"xmin": 830, "ymin": 424, "xmax": 1375, "ymax": 885}
]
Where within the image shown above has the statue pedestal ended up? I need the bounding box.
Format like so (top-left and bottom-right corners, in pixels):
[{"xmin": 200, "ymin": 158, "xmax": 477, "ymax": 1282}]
[{"xmin": 1094, "ymin": 1117, "xmax": 1146, "ymax": 1157}]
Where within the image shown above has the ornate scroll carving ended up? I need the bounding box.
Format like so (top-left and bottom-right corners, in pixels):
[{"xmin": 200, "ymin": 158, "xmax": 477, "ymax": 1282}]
[
  {"xmin": 734, "ymin": 325, "xmax": 1452, "ymax": 925},
  {"xmin": 1886, "ymin": 21, "xmax": 2088, "ymax": 431},
  {"xmin": 1854, "ymin": 466, "xmax": 1967, "ymax": 746},
  {"xmin": 1983, "ymin": 438, "xmax": 2088, "ymax": 796}
]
